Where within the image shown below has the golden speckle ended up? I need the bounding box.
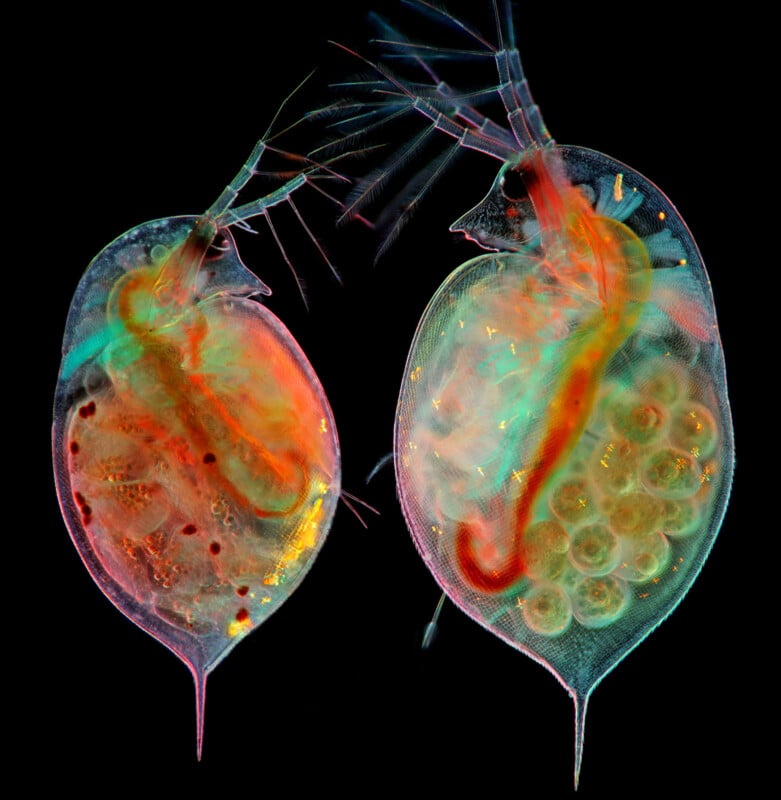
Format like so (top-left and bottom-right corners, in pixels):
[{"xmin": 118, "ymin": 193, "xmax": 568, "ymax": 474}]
[
  {"xmin": 613, "ymin": 173, "xmax": 624, "ymax": 202},
  {"xmin": 410, "ymin": 366, "xmax": 422, "ymax": 381},
  {"xmin": 228, "ymin": 616, "xmax": 253, "ymax": 638},
  {"xmin": 319, "ymin": 418, "xmax": 328, "ymax": 434},
  {"xmin": 599, "ymin": 441, "xmax": 615, "ymax": 469}
]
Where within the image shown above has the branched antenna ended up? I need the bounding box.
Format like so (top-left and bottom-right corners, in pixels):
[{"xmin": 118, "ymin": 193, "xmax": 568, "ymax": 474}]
[
  {"xmin": 321, "ymin": 0, "xmax": 552, "ymax": 255},
  {"xmin": 206, "ymin": 74, "xmax": 353, "ymax": 305}
]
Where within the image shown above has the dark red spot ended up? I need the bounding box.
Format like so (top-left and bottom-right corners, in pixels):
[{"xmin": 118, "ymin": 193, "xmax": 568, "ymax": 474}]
[
  {"xmin": 69, "ymin": 441, "xmax": 80, "ymax": 455},
  {"xmin": 74, "ymin": 491, "xmax": 94, "ymax": 524},
  {"xmin": 78, "ymin": 401, "xmax": 96, "ymax": 418},
  {"xmin": 237, "ymin": 585, "xmax": 249, "ymax": 597},
  {"xmin": 203, "ymin": 452, "xmax": 216, "ymax": 464},
  {"xmin": 209, "ymin": 542, "xmax": 221, "ymax": 555},
  {"xmin": 235, "ymin": 608, "xmax": 249, "ymax": 622},
  {"xmin": 181, "ymin": 524, "xmax": 197, "ymax": 535}
]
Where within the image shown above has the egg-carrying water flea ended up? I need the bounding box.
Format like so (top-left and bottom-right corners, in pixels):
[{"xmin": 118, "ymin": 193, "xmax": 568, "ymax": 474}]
[
  {"xmin": 334, "ymin": 0, "xmax": 734, "ymax": 786},
  {"xmin": 52, "ymin": 86, "xmax": 342, "ymax": 759}
]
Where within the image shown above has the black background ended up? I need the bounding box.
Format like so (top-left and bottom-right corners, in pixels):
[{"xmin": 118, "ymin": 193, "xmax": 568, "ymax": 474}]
[{"xmin": 25, "ymin": 1, "xmax": 757, "ymax": 794}]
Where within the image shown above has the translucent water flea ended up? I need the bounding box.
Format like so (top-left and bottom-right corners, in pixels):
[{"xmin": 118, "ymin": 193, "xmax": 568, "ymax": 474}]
[
  {"xmin": 333, "ymin": 0, "xmax": 733, "ymax": 786},
  {"xmin": 52, "ymin": 83, "xmax": 342, "ymax": 759}
]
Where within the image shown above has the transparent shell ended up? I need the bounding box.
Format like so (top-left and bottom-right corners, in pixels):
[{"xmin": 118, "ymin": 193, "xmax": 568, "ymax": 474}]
[
  {"xmin": 53, "ymin": 200, "xmax": 340, "ymax": 755},
  {"xmin": 398, "ymin": 142, "xmax": 731, "ymax": 675}
]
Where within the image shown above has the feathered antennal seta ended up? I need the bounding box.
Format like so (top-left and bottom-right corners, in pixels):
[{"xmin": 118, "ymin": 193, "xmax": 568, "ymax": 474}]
[{"xmin": 316, "ymin": 0, "xmax": 553, "ymax": 256}]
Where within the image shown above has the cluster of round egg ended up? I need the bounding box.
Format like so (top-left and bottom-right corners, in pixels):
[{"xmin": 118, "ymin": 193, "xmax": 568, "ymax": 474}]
[{"xmin": 519, "ymin": 359, "xmax": 721, "ymax": 636}]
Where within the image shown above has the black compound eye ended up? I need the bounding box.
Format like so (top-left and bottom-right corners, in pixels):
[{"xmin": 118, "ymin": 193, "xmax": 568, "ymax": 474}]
[{"xmin": 500, "ymin": 167, "xmax": 527, "ymax": 203}]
